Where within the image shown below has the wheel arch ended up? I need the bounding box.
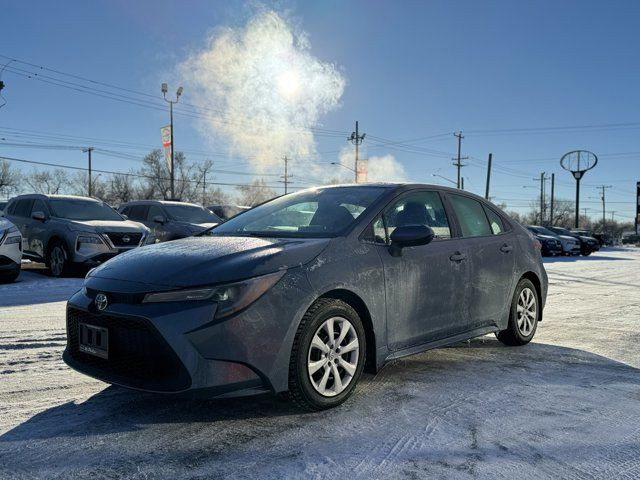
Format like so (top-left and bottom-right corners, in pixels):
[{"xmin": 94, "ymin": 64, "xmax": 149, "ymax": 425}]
[
  {"xmin": 317, "ymin": 288, "xmax": 378, "ymax": 373},
  {"xmin": 45, "ymin": 234, "xmax": 72, "ymax": 263}
]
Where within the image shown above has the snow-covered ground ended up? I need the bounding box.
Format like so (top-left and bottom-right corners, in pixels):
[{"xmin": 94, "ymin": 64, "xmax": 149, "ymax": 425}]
[{"xmin": 1, "ymin": 249, "xmax": 639, "ymax": 479}]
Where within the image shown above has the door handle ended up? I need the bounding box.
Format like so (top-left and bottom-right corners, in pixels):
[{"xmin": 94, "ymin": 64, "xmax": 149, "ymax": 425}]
[
  {"xmin": 449, "ymin": 252, "xmax": 466, "ymax": 262},
  {"xmin": 500, "ymin": 244, "xmax": 513, "ymax": 253}
]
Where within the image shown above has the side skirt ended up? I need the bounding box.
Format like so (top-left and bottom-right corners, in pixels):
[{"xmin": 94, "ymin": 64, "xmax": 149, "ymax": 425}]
[{"xmin": 383, "ymin": 326, "xmax": 499, "ymax": 363}]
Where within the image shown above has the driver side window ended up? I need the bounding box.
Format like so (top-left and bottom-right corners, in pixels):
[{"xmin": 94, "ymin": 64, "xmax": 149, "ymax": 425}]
[{"xmin": 366, "ymin": 191, "xmax": 451, "ymax": 245}]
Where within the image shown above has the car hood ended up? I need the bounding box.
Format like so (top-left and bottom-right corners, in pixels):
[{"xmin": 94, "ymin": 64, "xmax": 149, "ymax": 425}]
[
  {"xmin": 65, "ymin": 219, "xmax": 149, "ymax": 234},
  {"xmin": 557, "ymin": 235, "xmax": 578, "ymax": 243},
  {"xmin": 579, "ymin": 235, "xmax": 598, "ymax": 243},
  {"xmin": 89, "ymin": 235, "xmax": 330, "ymax": 287},
  {"xmin": 174, "ymin": 221, "xmax": 218, "ymax": 232},
  {"xmin": 536, "ymin": 234, "xmax": 558, "ymax": 242}
]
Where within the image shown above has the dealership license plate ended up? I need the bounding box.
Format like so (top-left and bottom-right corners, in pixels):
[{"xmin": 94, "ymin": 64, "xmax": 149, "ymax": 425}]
[{"xmin": 78, "ymin": 323, "xmax": 109, "ymax": 359}]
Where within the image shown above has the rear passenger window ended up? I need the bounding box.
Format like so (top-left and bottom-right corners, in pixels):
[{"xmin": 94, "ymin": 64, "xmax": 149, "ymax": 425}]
[
  {"xmin": 449, "ymin": 195, "xmax": 492, "ymax": 237},
  {"xmin": 484, "ymin": 207, "xmax": 504, "ymax": 235},
  {"xmin": 127, "ymin": 205, "xmax": 148, "ymax": 221},
  {"xmin": 13, "ymin": 199, "xmax": 34, "ymax": 218}
]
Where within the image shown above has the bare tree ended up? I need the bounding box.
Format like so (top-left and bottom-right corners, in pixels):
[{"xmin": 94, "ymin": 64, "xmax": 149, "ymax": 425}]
[
  {"xmin": 105, "ymin": 174, "xmax": 137, "ymax": 207},
  {"xmin": 0, "ymin": 160, "xmax": 21, "ymax": 199},
  {"xmin": 235, "ymin": 178, "xmax": 277, "ymax": 206},
  {"xmin": 24, "ymin": 169, "xmax": 70, "ymax": 195}
]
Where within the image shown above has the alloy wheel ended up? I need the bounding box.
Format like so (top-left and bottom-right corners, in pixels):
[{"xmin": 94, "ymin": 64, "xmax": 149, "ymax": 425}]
[
  {"xmin": 307, "ymin": 316, "xmax": 359, "ymax": 397},
  {"xmin": 50, "ymin": 246, "xmax": 65, "ymax": 277},
  {"xmin": 516, "ymin": 287, "xmax": 537, "ymax": 336}
]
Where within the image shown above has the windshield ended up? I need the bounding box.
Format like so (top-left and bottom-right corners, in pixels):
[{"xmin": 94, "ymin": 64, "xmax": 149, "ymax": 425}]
[
  {"xmin": 49, "ymin": 199, "xmax": 123, "ymax": 221},
  {"xmin": 209, "ymin": 186, "xmax": 387, "ymax": 238},
  {"xmin": 164, "ymin": 205, "xmax": 221, "ymax": 223}
]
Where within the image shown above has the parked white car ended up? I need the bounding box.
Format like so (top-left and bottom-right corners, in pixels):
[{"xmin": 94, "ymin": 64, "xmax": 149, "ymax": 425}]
[{"xmin": 0, "ymin": 217, "xmax": 22, "ymax": 282}]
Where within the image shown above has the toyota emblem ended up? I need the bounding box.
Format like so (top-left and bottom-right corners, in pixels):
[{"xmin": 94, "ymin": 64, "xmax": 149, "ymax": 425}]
[
  {"xmin": 95, "ymin": 293, "xmax": 108, "ymax": 311},
  {"xmin": 122, "ymin": 235, "xmax": 131, "ymax": 243}
]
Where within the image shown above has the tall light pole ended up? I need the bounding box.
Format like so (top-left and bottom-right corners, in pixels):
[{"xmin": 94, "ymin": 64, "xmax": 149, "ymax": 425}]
[
  {"xmin": 162, "ymin": 83, "xmax": 183, "ymax": 200},
  {"xmin": 348, "ymin": 121, "xmax": 365, "ymax": 183},
  {"xmin": 83, "ymin": 147, "xmax": 94, "ymax": 197}
]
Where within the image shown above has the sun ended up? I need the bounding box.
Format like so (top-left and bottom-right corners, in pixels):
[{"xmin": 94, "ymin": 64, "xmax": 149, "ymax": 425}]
[{"xmin": 277, "ymin": 70, "xmax": 301, "ymax": 98}]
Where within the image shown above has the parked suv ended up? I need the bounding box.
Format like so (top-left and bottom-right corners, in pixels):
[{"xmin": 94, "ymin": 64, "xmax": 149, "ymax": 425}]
[
  {"xmin": 4, "ymin": 194, "xmax": 151, "ymax": 276},
  {"xmin": 119, "ymin": 200, "xmax": 221, "ymax": 243},
  {"xmin": 548, "ymin": 226, "xmax": 599, "ymax": 256},
  {"xmin": 525, "ymin": 225, "xmax": 563, "ymax": 256}
]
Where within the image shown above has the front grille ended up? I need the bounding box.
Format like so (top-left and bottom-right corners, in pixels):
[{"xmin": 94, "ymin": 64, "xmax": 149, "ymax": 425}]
[
  {"xmin": 105, "ymin": 232, "xmax": 142, "ymax": 247},
  {"xmin": 85, "ymin": 287, "xmax": 145, "ymax": 305},
  {"xmin": 66, "ymin": 307, "xmax": 191, "ymax": 392}
]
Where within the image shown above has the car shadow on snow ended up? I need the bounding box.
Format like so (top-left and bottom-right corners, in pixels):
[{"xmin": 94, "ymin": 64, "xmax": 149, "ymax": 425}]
[
  {"xmin": 1, "ymin": 339, "xmax": 638, "ymax": 447},
  {"xmin": 0, "ymin": 269, "xmax": 84, "ymax": 307}
]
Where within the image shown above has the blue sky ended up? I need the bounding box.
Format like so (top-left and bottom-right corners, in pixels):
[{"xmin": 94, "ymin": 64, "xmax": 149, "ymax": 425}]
[{"xmin": 1, "ymin": 0, "xmax": 639, "ymax": 222}]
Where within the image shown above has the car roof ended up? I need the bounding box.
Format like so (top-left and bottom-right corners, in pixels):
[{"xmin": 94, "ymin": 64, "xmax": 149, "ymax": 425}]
[
  {"xmin": 122, "ymin": 200, "xmax": 203, "ymax": 208},
  {"xmin": 10, "ymin": 193, "xmax": 99, "ymax": 202}
]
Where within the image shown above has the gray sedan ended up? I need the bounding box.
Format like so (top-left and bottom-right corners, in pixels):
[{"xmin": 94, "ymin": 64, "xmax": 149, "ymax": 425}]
[{"xmin": 64, "ymin": 184, "xmax": 548, "ymax": 410}]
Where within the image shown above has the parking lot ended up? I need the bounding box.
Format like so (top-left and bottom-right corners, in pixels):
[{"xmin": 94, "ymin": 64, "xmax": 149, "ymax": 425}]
[{"xmin": 1, "ymin": 248, "xmax": 639, "ymax": 479}]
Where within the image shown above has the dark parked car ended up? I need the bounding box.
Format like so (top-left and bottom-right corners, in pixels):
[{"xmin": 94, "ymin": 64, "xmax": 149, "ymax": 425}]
[
  {"xmin": 119, "ymin": 200, "xmax": 222, "ymax": 243},
  {"xmin": 525, "ymin": 226, "xmax": 563, "ymax": 256},
  {"xmin": 207, "ymin": 204, "xmax": 250, "ymax": 221},
  {"xmin": 64, "ymin": 184, "xmax": 548, "ymax": 410},
  {"xmin": 548, "ymin": 226, "xmax": 599, "ymax": 256},
  {"xmin": 4, "ymin": 194, "xmax": 151, "ymax": 276},
  {"xmin": 0, "ymin": 217, "xmax": 22, "ymax": 283}
]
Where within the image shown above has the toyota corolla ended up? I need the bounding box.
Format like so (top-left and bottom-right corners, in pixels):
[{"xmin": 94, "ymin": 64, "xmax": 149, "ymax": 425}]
[{"xmin": 64, "ymin": 184, "xmax": 547, "ymax": 410}]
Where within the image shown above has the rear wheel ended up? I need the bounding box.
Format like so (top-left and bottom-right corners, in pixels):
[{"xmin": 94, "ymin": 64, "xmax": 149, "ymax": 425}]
[
  {"xmin": 287, "ymin": 298, "xmax": 366, "ymax": 411},
  {"xmin": 496, "ymin": 278, "xmax": 539, "ymax": 346},
  {"xmin": 47, "ymin": 241, "xmax": 69, "ymax": 277}
]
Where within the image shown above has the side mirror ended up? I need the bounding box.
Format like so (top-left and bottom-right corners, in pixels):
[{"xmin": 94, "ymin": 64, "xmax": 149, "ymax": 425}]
[
  {"xmin": 389, "ymin": 225, "xmax": 435, "ymax": 257},
  {"xmin": 153, "ymin": 215, "xmax": 166, "ymax": 224},
  {"xmin": 31, "ymin": 211, "xmax": 46, "ymax": 222},
  {"xmin": 120, "ymin": 214, "xmax": 129, "ymax": 220}
]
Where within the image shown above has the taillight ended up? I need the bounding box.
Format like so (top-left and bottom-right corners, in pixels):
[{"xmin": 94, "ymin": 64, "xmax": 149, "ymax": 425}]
[{"xmin": 534, "ymin": 239, "xmax": 542, "ymax": 253}]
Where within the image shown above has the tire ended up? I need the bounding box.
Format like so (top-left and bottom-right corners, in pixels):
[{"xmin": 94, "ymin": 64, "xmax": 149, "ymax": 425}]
[
  {"xmin": 46, "ymin": 241, "xmax": 69, "ymax": 277},
  {"xmin": 581, "ymin": 249, "xmax": 591, "ymax": 256},
  {"xmin": 287, "ymin": 298, "xmax": 366, "ymax": 411},
  {"xmin": 496, "ymin": 278, "xmax": 539, "ymax": 346},
  {"xmin": 0, "ymin": 265, "xmax": 20, "ymax": 283}
]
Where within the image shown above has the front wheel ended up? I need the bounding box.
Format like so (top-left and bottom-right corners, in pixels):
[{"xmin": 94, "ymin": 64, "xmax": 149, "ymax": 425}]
[
  {"xmin": 47, "ymin": 241, "xmax": 69, "ymax": 277},
  {"xmin": 287, "ymin": 298, "xmax": 366, "ymax": 411},
  {"xmin": 496, "ymin": 278, "xmax": 539, "ymax": 346}
]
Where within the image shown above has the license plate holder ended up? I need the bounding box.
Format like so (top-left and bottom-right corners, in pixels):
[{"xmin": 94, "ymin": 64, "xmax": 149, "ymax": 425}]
[{"xmin": 78, "ymin": 323, "xmax": 109, "ymax": 359}]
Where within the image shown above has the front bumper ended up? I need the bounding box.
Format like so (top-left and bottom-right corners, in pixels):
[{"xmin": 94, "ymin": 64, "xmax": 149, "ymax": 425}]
[
  {"xmin": 63, "ymin": 269, "xmax": 315, "ymax": 397},
  {"xmin": 541, "ymin": 242, "xmax": 562, "ymax": 256},
  {"xmin": 70, "ymin": 234, "xmax": 147, "ymax": 266}
]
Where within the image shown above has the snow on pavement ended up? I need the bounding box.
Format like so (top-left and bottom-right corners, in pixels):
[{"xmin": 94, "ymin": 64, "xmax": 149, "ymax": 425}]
[{"xmin": 0, "ymin": 249, "xmax": 639, "ymax": 479}]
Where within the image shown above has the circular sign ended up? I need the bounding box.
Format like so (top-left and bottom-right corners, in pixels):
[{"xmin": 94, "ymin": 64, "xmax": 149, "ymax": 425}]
[{"xmin": 560, "ymin": 150, "xmax": 598, "ymax": 174}]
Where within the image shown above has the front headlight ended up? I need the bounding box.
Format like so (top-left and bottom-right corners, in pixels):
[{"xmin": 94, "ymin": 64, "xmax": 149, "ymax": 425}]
[
  {"xmin": 77, "ymin": 234, "xmax": 105, "ymax": 248},
  {"xmin": 142, "ymin": 270, "xmax": 286, "ymax": 318},
  {"xmin": 4, "ymin": 235, "xmax": 21, "ymax": 245}
]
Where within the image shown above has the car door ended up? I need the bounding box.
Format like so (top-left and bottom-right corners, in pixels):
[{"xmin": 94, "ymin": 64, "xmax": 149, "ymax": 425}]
[
  {"xmin": 27, "ymin": 198, "xmax": 49, "ymax": 258},
  {"xmin": 446, "ymin": 193, "xmax": 516, "ymax": 331},
  {"xmin": 369, "ymin": 190, "xmax": 470, "ymax": 351},
  {"xmin": 8, "ymin": 199, "xmax": 34, "ymax": 255},
  {"xmin": 146, "ymin": 205, "xmax": 172, "ymax": 242}
]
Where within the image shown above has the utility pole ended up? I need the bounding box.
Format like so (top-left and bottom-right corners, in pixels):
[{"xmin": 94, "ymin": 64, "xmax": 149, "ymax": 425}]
[
  {"xmin": 162, "ymin": 83, "xmax": 183, "ymax": 200},
  {"xmin": 485, "ymin": 153, "xmax": 492, "ymax": 199},
  {"xmin": 597, "ymin": 185, "xmax": 612, "ymax": 233},
  {"xmin": 83, "ymin": 147, "xmax": 94, "ymax": 197},
  {"xmin": 202, "ymin": 170, "xmax": 206, "ymax": 206},
  {"xmin": 348, "ymin": 121, "xmax": 365, "ymax": 183},
  {"xmin": 540, "ymin": 172, "xmax": 545, "ymax": 225},
  {"xmin": 461, "ymin": 177, "xmax": 465, "ymax": 190},
  {"xmin": 283, "ymin": 156, "xmax": 290, "ymax": 194},
  {"xmin": 549, "ymin": 173, "xmax": 555, "ymax": 226},
  {"xmin": 453, "ymin": 132, "xmax": 468, "ymax": 189},
  {"xmin": 611, "ymin": 211, "xmax": 616, "ymax": 222}
]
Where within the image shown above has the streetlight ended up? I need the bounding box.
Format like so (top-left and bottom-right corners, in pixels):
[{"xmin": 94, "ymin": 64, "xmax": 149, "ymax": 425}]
[
  {"xmin": 162, "ymin": 83, "xmax": 183, "ymax": 200},
  {"xmin": 331, "ymin": 162, "xmax": 356, "ymax": 177},
  {"xmin": 432, "ymin": 173, "xmax": 457, "ymax": 186}
]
